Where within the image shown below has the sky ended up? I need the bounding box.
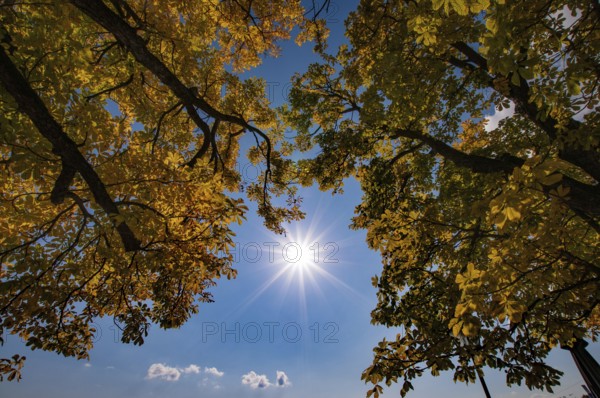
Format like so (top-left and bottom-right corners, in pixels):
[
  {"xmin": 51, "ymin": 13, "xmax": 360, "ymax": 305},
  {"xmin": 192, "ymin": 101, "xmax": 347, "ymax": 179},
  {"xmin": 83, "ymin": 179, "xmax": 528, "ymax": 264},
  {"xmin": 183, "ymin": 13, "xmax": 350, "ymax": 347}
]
[{"xmin": 1, "ymin": 1, "xmax": 598, "ymax": 398}]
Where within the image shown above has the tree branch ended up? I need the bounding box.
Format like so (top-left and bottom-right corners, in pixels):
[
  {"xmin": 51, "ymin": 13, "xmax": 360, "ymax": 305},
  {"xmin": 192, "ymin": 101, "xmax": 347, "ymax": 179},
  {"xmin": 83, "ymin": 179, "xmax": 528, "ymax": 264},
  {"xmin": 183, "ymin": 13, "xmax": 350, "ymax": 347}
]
[
  {"xmin": 150, "ymin": 101, "xmax": 183, "ymax": 153},
  {"xmin": 50, "ymin": 160, "xmax": 76, "ymax": 204},
  {"xmin": 391, "ymin": 128, "xmax": 600, "ymax": 217},
  {"xmin": 392, "ymin": 128, "xmax": 522, "ymax": 173},
  {"xmin": 450, "ymin": 41, "xmax": 600, "ymax": 183},
  {"xmin": 69, "ymin": 0, "xmax": 261, "ymax": 129},
  {"xmin": 70, "ymin": 0, "xmax": 273, "ymax": 196},
  {"xmin": 185, "ymin": 119, "xmax": 219, "ymax": 168},
  {"xmin": 84, "ymin": 73, "xmax": 134, "ymax": 100},
  {"xmin": 0, "ymin": 45, "xmax": 141, "ymax": 251}
]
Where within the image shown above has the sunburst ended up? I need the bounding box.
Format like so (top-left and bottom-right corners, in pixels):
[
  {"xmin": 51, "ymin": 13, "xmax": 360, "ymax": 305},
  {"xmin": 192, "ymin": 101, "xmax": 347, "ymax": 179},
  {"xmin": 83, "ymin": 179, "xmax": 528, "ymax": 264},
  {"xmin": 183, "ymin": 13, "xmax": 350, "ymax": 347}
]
[{"xmin": 227, "ymin": 208, "xmax": 363, "ymax": 322}]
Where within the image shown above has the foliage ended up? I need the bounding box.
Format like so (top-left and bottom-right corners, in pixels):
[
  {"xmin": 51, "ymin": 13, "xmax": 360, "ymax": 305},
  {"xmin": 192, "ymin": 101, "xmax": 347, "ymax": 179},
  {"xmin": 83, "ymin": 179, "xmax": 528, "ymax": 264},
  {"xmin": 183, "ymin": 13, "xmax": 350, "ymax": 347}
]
[
  {"xmin": 284, "ymin": 0, "xmax": 600, "ymax": 396},
  {"xmin": 0, "ymin": 0, "xmax": 324, "ymax": 379}
]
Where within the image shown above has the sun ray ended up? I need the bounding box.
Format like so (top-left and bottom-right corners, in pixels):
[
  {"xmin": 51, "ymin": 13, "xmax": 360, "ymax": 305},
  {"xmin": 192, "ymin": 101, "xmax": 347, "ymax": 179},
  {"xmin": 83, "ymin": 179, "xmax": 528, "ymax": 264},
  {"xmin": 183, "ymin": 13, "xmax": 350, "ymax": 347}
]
[
  {"xmin": 221, "ymin": 263, "xmax": 291, "ymax": 319},
  {"xmin": 224, "ymin": 201, "xmax": 370, "ymax": 320}
]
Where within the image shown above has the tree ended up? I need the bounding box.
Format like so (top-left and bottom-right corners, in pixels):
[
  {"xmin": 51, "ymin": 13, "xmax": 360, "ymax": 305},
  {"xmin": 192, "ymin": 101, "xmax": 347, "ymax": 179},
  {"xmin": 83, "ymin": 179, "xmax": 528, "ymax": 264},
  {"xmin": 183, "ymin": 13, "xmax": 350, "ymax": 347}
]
[
  {"xmin": 284, "ymin": 0, "xmax": 600, "ymax": 396},
  {"xmin": 0, "ymin": 0, "xmax": 326, "ymax": 380}
]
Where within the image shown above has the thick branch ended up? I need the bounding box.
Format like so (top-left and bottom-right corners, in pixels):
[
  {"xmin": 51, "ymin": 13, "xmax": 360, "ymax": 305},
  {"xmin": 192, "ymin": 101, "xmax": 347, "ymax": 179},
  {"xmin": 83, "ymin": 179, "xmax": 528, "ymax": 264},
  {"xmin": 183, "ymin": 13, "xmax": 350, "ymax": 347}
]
[
  {"xmin": 185, "ymin": 119, "xmax": 219, "ymax": 168},
  {"xmin": 450, "ymin": 41, "xmax": 600, "ymax": 183},
  {"xmin": 392, "ymin": 128, "xmax": 522, "ymax": 173},
  {"xmin": 392, "ymin": 128, "xmax": 600, "ymax": 217},
  {"xmin": 0, "ymin": 46, "xmax": 140, "ymax": 251},
  {"xmin": 50, "ymin": 161, "xmax": 76, "ymax": 204},
  {"xmin": 70, "ymin": 0, "xmax": 259, "ymax": 129},
  {"xmin": 70, "ymin": 0, "xmax": 272, "ymax": 186}
]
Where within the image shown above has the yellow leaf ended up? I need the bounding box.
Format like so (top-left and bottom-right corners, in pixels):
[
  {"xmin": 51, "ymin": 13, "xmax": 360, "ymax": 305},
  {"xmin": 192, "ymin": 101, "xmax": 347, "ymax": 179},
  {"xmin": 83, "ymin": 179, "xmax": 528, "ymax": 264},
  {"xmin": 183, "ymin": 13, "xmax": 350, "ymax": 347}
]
[
  {"xmin": 463, "ymin": 322, "xmax": 480, "ymax": 337},
  {"xmin": 451, "ymin": 319, "xmax": 463, "ymax": 336},
  {"xmin": 504, "ymin": 207, "xmax": 521, "ymax": 221},
  {"xmin": 494, "ymin": 211, "xmax": 507, "ymax": 229}
]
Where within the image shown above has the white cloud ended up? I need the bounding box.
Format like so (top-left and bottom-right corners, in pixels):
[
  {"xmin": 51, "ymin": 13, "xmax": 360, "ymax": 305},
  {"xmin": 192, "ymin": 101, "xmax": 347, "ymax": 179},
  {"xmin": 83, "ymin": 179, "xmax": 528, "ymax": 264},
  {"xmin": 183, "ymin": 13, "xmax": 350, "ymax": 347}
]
[
  {"xmin": 84, "ymin": 363, "xmax": 92, "ymax": 368},
  {"xmin": 146, "ymin": 363, "xmax": 202, "ymax": 382},
  {"xmin": 201, "ymin": 376, "xmax": 222, "ymax": 390},
  {"xmin": 182, "ymin": 364, "xmax": 201, "ymax": 374},
  {"xmin": 275, "ymin": 370, "xmax": 291, "ymax": 387},
  {"xmin": 241, "ymin": 370, "xmax": 291, "ymax": 389},
  {"xmin": 484, "ymin": 102, "xmax": 515, "ymax": 132},
  {"xmin": 242, "ymin": 371, "xmax": 271, "ymax": 389},
  {"xmin": 205, "ymin": 367, "xmax": 224, "ymax": 377},
  {"xmin": 147, "ymin": 363, "xmax": 181, "ymax": 382}
]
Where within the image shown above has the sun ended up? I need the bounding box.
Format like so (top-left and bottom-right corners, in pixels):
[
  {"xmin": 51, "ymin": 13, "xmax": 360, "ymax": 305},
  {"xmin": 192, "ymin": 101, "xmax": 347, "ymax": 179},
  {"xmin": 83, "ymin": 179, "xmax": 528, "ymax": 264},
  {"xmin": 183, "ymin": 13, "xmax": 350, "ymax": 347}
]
[
  {"xmin": 227, "ymin": 210, "xmax": 363, "ymax": 321},
  {"xmin": 277, "ymin": 234, "xmax": 321, "ymax": 272}
]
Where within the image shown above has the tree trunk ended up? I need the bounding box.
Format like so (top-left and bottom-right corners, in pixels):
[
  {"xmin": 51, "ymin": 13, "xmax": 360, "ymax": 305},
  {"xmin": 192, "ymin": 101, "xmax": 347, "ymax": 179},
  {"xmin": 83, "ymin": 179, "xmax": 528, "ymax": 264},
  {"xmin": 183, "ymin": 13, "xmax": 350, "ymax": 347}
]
[{"xmin": 563, "ymin": 339, "xmax": 600, "ymax": 398}]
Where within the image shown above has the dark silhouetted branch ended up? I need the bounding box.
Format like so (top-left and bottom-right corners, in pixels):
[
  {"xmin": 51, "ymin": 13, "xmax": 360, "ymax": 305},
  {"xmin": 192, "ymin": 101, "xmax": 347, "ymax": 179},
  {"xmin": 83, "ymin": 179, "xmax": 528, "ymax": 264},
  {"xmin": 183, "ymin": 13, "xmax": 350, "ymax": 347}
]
[{"xmin": 0, "ymin": 45, "xmax": 140, "ymax": 251}]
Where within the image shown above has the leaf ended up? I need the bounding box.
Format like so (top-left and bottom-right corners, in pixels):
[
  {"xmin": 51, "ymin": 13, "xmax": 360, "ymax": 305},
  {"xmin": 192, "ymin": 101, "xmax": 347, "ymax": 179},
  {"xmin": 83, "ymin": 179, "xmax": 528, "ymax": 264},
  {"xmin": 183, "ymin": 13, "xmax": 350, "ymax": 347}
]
[
  {"xmin": 486, "ymin": 17, "xmax": 498, "ymax": 34},
  {"xmin": 451, "ymin": 319, "xmax": 463, "ymax": 336},
  {"xmin": 518, "ymin": 67, "xmax": 534, "ymax": 81},
  {"xmin": 540, "ymin": 173, "xmax": 562, "ymax": 186},
  {"xmin": 432, "ymin": 0, "xmax": 445, "ymax": 11},
  {"xmin": 451, "ymin": 0, "xmax": 469, "ymax": 15},
  {"xmin": 494, "ymin": 211, "xmax": 508, "ymax": 229},
  {"xmin": 567, "ymin": 78, "xmax": 581, "ymax": 96},
  {"xmin": 504, "ymin": 206, "xmax": 521, "ymax": 221},
  {"xmin": 510, "ymin": 71, "xmax": 521, "ymax": 86},
  {"xmin": 556, "ymin": 185, "xmax": 570, "ymax": 197},
  {"xmin": 462, "ymin": 322, "xmax": 480, "ymax": 337}
]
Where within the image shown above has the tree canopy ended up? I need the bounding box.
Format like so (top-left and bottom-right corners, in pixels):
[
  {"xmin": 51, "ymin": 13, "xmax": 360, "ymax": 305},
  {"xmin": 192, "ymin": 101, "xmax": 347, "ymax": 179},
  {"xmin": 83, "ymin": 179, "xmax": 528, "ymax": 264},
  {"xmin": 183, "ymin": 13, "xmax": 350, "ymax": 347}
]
[
  {"xmin": 1, "ymin": 0, "xmax": 599, "ymax": 394},
  {"xmin": 0, "ymin": 0, "xmax": 327, "ymax": 381},
  {"xmin": 284, "ymin": 0, "xmax": 599, "ymax": 396}
]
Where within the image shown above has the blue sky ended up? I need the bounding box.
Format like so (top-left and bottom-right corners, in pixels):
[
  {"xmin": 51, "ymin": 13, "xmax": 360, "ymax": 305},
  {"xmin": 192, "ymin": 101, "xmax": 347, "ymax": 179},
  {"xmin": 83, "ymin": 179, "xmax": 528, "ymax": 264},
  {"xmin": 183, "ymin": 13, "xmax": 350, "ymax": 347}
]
[{"xmin": 1, "ymin": 1, "xmax": 598, "ymax": 397}]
